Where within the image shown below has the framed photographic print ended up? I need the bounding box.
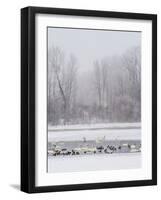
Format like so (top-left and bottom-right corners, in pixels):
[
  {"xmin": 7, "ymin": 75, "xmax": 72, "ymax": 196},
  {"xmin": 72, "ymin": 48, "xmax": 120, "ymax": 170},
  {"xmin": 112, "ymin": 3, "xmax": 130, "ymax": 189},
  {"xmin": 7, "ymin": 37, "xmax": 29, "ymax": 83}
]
[{"xmin": 21, "ymin": 6, "xmax": 157, "ymax": 193}]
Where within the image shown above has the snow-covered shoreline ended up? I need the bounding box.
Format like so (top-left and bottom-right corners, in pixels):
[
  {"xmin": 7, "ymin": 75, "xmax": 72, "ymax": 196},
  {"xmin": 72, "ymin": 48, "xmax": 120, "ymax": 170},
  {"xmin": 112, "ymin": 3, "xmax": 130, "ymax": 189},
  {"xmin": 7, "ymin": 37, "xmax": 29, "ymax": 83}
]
[{"xmin": 48, "ymin": 122, "xmax": 141, "ymax": 131}]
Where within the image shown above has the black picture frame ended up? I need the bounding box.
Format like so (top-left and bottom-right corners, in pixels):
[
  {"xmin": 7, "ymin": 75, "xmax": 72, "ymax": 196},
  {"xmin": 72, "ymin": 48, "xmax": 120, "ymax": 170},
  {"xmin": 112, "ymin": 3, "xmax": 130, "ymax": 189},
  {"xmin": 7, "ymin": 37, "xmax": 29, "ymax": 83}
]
[{"xmin": 21, "ymin": 6, "xmax": 157, "ymax": 193}]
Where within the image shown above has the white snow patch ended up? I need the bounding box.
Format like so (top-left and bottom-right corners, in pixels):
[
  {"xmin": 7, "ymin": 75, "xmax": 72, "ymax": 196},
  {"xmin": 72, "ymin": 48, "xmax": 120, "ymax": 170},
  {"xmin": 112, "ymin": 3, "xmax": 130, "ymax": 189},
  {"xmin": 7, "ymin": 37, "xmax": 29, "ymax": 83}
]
[{"xmin": 48, "ymin": 153, "xmax": 141, "ymax": 173}]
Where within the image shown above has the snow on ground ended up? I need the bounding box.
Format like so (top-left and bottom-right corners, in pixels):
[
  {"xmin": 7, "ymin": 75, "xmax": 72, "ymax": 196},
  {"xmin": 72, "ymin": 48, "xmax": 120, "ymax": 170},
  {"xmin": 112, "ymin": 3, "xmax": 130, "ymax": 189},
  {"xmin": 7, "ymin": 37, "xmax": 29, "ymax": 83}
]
[
  {"xmin": 48, "ymin": 123, "xmax": 141, "ymax": 173},
  {"xmin": 48, "ymin": 128, "xmax": 141, "ymax": 142},
  {"xmin": 48, "ymin": 153, "xmax": 141, "ymax": 173},
  {"xmin": 48, "ymin": 122, "xmax": 141, "ymax": 131}
]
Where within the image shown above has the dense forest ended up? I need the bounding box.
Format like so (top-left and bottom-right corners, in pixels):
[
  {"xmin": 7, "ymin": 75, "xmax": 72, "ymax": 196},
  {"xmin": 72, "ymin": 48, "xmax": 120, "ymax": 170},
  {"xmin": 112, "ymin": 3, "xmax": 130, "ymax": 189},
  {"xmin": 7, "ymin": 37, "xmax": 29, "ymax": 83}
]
[{"xmin": 48, "ymin": 46, "xmax": 141, "ymax": 126}]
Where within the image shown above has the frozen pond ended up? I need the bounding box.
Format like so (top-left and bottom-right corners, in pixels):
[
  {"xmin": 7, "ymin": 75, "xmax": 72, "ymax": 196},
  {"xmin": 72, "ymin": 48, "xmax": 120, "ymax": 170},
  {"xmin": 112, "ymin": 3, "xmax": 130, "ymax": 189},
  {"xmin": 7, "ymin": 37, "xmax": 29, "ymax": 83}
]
[
  {"xmin": 48, "ymin": 125, "xmax": 141, "ymax": 173},
  {"xmin": 48, "ymin": 153, "xmax": 141, "ymax": 173},
  {"xmin": 48, "ymin": 128, "xmax": 141, "ymax": 142}
]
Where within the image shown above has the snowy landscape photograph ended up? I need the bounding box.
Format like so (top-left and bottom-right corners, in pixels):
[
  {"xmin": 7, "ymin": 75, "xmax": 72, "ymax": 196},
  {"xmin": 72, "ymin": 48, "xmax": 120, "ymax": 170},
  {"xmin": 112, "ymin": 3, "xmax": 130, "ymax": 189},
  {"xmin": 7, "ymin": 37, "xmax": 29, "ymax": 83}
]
[{"xmin": 47, "ymin": 27, "xmax": 141, "ymax": 173}]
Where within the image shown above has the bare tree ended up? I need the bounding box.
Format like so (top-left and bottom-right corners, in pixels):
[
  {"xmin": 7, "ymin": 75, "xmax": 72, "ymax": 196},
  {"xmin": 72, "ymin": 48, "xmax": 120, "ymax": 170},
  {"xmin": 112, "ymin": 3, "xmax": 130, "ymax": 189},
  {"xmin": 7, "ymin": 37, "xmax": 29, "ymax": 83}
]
[
  {"xmin": 122, "ymin": 46, "xmax": 141, "ymax": 120},
  {"xmin": 64, "ymin": 54, "xmax": 77, "ymax": 122},
  {"xmin": 93, "ymin": 60, "xmax": 102, "ymax": 107},
  {"xmin": 122, "ymin": 46, "xmax": 141, "ymax": 99},
  {"xmin": 48, "ymin": 46, "xmax": 66, "ymax": 124},
  {"xmin": 48, "ymin": 45, "xmax": 141, "ymax": 125},
  {"xmin": 48, "ymin": 46, "xmax": 78, "ymax": 125},
  {"xmin": 93, "ymin": 60, "xmax": 109, "ymax": 120},
  {"xmin": 92, "ymin": 47, "xmax": 141, "ymax": 122}
]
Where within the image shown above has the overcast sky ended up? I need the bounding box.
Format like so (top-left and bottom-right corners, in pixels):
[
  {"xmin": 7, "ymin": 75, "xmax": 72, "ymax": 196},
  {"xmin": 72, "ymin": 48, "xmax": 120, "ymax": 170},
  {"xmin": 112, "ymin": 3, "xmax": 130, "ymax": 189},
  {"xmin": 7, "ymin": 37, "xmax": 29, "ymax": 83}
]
[{"xmin": 48, "ymin": 27, "xmax": 141, "ymax": 73}]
